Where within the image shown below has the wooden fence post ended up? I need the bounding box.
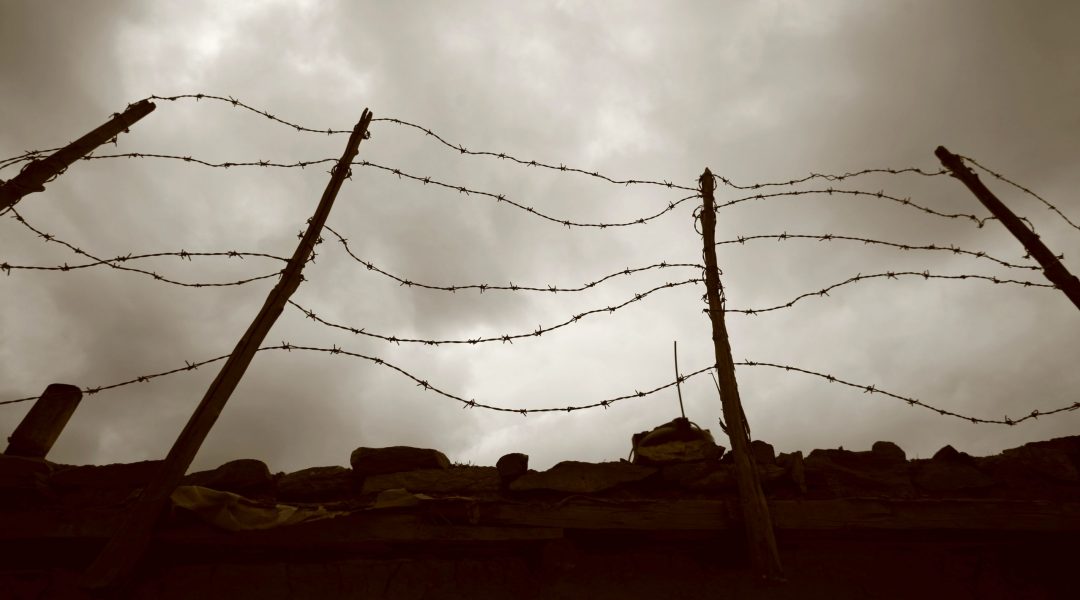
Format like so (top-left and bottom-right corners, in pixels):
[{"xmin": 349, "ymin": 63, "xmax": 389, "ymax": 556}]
[
  {"xmin": 0, "ymin": 100, "xmax": 156, "ymax": 212},
  {"xmin": 699, "ymin": 168, "xmax": 784, "ymax": 582},
  {"xmin": 936, "ymin": 146, "xmax": 1080, "ymax": 311},
  {"xmin": 79, "ymin": 108, "xmax": 374, "ymax": 590},
  {"xmin": 4, "ymin": 383, "xmax": 82, "ymax": 458}
]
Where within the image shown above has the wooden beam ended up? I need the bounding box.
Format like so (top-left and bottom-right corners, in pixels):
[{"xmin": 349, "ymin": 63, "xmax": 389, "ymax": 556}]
[
  {"xmin": 3, "ymin": 500, "xmax": 1077, "ymax": 543},
  {"xmin": 79, "ymin": 109, "xmax": 374, "ymax": 591},
  {"xmin": 4, "ymin": 383, "xmax": 82, "ymax": 458}
]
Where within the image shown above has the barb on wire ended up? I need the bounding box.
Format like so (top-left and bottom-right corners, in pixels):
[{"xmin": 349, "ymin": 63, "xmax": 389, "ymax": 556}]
[
  {"xmin": 735, "ymin": 360, "xmax": 1078, "ymax": 425},
  {"xmin": 355, "ymin": 159, "xmax": 700, "ymax": 228},
  {"xmin": 5, "ymin": 209, "xmax": 290, "ymax": 288},
  {"xmin": 715, "ymin": 232, "xmax": 1038, "ymax": 271},
  {"xmin": 1, "ymin": 343, "xmax": 717, "ymax": 414},
  {"xmin": 724, "ymin": 270, "xmax": 1052, "ymax": 316},
  {"xmin": 958, "ymin": 154, "xmax": 1080, "ymax": 232},
  {"xmin": 290, "ymin": 278, "xmax": 701, "ymax": 345},
  {"xmin": 711, "ymin": 167, "xmax": 946, "ymax": 191},
  {"xmin": 713, "ymin": 187, "xmax": 1021, "ymax": 228},
  {"xmin": 323, "ymin": 225, "xmax": 702, "ymax": 293}
]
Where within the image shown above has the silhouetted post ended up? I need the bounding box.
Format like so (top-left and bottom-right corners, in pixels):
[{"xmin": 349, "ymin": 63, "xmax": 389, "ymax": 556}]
[
  {"xmin": 79, "ymin": 109, "xmax": 374, "ymax": 591},
  {"xmin": 936, "ymin": 146, "xmax": 1080, "ymax": 311},
  {"xmin": 0, "ymin": 100, "xmax": 156, "ymax": 212},
  {"xmin": 699, "ymin": 169, "xmax": 784, "ymax": 582},
  {"xmin": 4, "ymin": 384, "xmax": 82, "ymax": 458}
]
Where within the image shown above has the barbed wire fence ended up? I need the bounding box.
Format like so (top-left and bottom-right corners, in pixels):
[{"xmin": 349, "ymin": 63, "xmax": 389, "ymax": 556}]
[{"xmin": 2, "ymin": 93, "xmax": 1078, "ymax": 432}]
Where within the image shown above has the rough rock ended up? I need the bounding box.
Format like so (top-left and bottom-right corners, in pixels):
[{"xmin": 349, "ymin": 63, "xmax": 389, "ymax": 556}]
[
  {"xmin": 1000, "ymin": 437, "xmax": 1080, "ymax": 483},
  {"xmin": 750, "ymin": 440, "xmax": 776, "ymax": 465},
  {"xmin": 911, "ymin": 459, "xmax": 996, "ymax": 494},
  {"xmin": 0, "ymin": 454, "xmax": 52, "ymax": 484},
  {"xmin": 778, "ymin": 451, "xmax": 807, "ymax": 493},
  {"xmin": 350, "ymin": 447, "xmax": 450, "ymax": 477},
  {"xmin": 871, "ymin": 441, "xmax": 906, "ymax": 463},
  {"xmin": 49, "ymin": 460, "xmax": 160, "ymax": 490},
  {"xmin": 496, "ymin": 453, "xmax": 529, "ymax": 485},
  {"xmin": 660, "ymin": 460, "xmax": 723, "ymax": 487},
  {"xmin": 686, "ymin": 463, "xmax": 786, "ymax": 491},
  {"xmin": 182, "ymin": 459, "xmax": 273, "ymax": 495},
  {"xmin": 510, "ymin": 461, "xmax": 656, "ymax": 494},
  {"xmin": 361, "ymin": 466, "xmax": 500, "ymax": 494},
  {"xmin": 277, "ymin": 466, "xmax": 357, "ymax": 502},
  {"xmin": 804, "ymin": 448, "xmax": 914, "ymax": 498},
  {"xmin": 0, "ymin": 455, "xmax": 52, "ymax": 506},
  {"xmin": 631, "ymin": 418, "xmax": 723, "ymax": 465},
  {"xmin": 932, "ymin": 445, "xmax": 974, "ymax": 464}
]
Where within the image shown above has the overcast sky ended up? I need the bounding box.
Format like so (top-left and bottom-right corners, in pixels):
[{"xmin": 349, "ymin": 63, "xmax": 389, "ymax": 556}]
[{"xmin": 2, "ymin": 1, "xmax": 1078, "ymax": 474}]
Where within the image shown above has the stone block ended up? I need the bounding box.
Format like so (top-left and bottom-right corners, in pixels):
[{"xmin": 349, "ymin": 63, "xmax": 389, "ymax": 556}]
[{"xmin": 350, "ymin": 446, "xmax": 450, "ymax": 476}]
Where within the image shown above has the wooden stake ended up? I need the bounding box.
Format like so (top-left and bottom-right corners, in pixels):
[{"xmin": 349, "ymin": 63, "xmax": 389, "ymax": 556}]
[
  {"xmin": 0, "ymin": 100, "xmax": 156, "ymax": 212},
  {"xmin": 699, "ymin": 168, "xmax": 784, "ymax": 582},
  {"xmin": 936, "ymin": 146, "xmax": 1080, "ymax": 311},
  {"xmin": 4, "ymin": 383, "xmax": 82, "ymax": 458},
  {"xmin": 673, "ymin": 341, "xmax": 686, "ymax": 419},
  {"xmin": 79, "ymin": 109, "xmax": 374, "ymax": 590}
]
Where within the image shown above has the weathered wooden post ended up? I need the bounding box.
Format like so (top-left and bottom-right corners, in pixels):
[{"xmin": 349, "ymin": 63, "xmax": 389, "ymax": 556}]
[
  {"xmin": 699, "ymin": 168, "xmax": 784, "ymax": 582},
  {"xmin": 4, "ymin": 383, "xmax": 82, "ymax": 458},
  {"xmin": 936, "ymin": 146, "xmax": 1080, "ymax": 311},
  {"xmin": 0, "ymin": 100, "xmax": 156, "ymax": 212},
  {"xmin": 79, "ymin": 108, "xmax": 374, "ymax": 590}
]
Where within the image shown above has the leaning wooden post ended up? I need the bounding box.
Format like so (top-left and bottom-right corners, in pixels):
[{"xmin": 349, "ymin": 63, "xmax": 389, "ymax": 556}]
[
  {"xmin": 935, "ymin": 147, "xmax": 1080, "ymax": 311},
  {"xmin": 0, "ymin": 100, "xmax": 156, "ymax": 212},
  {"xmin": 4, "ymin": 383, "xmax": 82, "ymax": 458},
  {"xmin": 79, "ymin": 109, "xmax": 374, "ymax": 590},
  {"xmin": 699, "ymin": 168, "xmax": 784, "ymax": 582}
]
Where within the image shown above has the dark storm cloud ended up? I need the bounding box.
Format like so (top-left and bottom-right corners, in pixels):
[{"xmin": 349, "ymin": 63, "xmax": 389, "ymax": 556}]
[{"xmin": 1, "ymin": 1, "xmax": 1077, "ymax": 474}]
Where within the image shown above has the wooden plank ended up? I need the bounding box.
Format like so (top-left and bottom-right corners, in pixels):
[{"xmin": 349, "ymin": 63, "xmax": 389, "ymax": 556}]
[
  {"xmin": 484, "ymin": 499, "xmax": 735, "ymax": 530},
  {"xmin": 1, "ymin": 500, "xmax": 1077, "ymax": 545},
  {"xmin": 4, "ymin": 383, "xmax": 82, "ymax": 458}
]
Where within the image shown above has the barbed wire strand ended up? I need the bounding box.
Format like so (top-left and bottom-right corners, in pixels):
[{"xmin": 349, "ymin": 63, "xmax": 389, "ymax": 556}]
[
  {"xmin": 0, "ymin": 147, "xmax": 64, "ymax": 172},
  {"xmin": 2, "ymin": 250, "xmax": 289, "ymax": 275},
  {"xmin": 714, "ymin": 187, "xmax": 1029, "ymax": 230},
  {"xmin": 957, "ymin": 154, "xmax": 1080, "ymax": 232},
  {"xmin": 722, "ymin": 270, "xmax": 1052, "ymax": 316},
  {"xmin": 4, "ymin": 209, "xmax": 288, "ymax": 287},
  {"xmin": 379, "ymin": 118, "xmax": 953, "ymax": 191},
  {"xmin": 323, "ymin": 224, "xmax": 703, "ymax": 293},
  {"xmin": 143, "ymin": 93, "xmax": 952, "ymax": 192},
  {"xmin": 4, "ymin": 344, "xmax": 1073, "ymax": 425},
  {"xmin": 80, "ymin": 152, "xmax": 337, "ymax": 170},
  {"xmin": 738, "ymin": 360, "xmax": 1078, "ymax": 425},
  {"xmin": 715, "ymin": 232, "xmax": 1038, "ymax": 271},
  {"xmin": 289, "ymin": 278, "xmax": 701, "ymax": 346},
  {"xmin": 0, "ymin": 343, "xmax": 714, "ymax": 413},
  {"xmin": 47, "ymin": 150, "xmax": 695, "ymax": 229},
  {"xmin": 23, "ymin": 150, "xmax": 1004, "ymax": 231}
]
